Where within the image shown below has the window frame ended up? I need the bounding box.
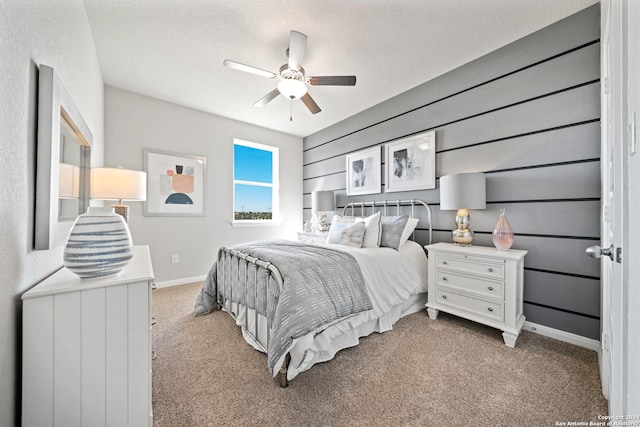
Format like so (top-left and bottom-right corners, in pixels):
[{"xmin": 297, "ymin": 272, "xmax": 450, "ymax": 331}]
[{"xmin": 232, "ymin": 138, "xmax": 280, "ymax": 226}]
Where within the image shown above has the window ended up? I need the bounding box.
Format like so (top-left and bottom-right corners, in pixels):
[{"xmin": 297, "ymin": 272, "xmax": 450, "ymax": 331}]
[{"xmin": 233, "ymin": 139, "xmax": 279, "ymax": 223}]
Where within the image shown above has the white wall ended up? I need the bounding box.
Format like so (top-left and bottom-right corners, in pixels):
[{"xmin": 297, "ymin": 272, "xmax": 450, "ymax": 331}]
[
  {"xmin": 0, "ymin": 1, "xmax": 104, "ymax": 425},
  {"xmin": 103, "ymin": 87, "xmax": 303, "ymax": 283}
]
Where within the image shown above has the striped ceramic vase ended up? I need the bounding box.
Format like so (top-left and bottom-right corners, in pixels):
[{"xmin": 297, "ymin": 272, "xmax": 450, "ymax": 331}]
[{"xmin": 63, "ymin": 207, "xmax": 134, "ymax": 279}]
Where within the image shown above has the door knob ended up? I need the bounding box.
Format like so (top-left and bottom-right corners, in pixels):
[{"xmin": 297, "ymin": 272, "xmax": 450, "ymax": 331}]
[{"xmin": 586, "ymin": 244, "xmax": 614, "ymax": 261}]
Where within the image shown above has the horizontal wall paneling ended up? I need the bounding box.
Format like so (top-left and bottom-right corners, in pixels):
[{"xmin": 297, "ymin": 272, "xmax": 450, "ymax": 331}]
[
  {"xmin": 303, "ymin": 72, "xmax": 599, "ymax": 165},
  {"xmin": 524, "ymin": 270, "xmax": 600, "ymax": 318},
  {"xmin": 437, "ymin": 122, "xmax": 600, "ymax": 176},
  {"xmin": 304, "ymin": 6, "xmax": 600, "ymax": 150},
  {"xmin": 524, "ymin": 303, "xmax": 599, "ymax": 340},
  {"xmin": 303, "ymin": 6, "xmax": 601, "ymax": 340}
]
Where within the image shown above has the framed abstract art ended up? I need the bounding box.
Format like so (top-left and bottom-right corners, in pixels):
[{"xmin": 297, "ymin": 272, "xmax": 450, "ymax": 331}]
[
  {"xmin": 345, "ymin": 147, "xmax": 381, "ymax": 196},
  {"xmin": 385, "ymin": 131, "xmax": 436, "ymax": 193},
  {"xmin": 144, "ymin": 149, "xmax": 207, "ymax": 216}
]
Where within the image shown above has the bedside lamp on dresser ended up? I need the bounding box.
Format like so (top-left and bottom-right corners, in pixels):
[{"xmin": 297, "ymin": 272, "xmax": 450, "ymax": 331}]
[
  {"xmin": 311, "ymin": 190, "xmax": 335, "ymax": 233},
  {"xmin": 439, "ymin": 172, "xmax": 486, "ymax": 246}
]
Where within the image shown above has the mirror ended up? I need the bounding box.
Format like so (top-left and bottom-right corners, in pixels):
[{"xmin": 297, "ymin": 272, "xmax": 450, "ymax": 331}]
[
  {"xmin": 35, "ymin": 65, "xmax": 92, "ymax": 250},
  {"xmin": 58, "ymin": 122, "xmax": 82, "ymax": 220}
]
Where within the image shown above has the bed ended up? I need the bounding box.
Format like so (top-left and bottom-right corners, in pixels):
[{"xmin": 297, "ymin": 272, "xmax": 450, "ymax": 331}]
[{"xmin": 194, "ymin": 199, "xmax": 432, "ymax": 386}]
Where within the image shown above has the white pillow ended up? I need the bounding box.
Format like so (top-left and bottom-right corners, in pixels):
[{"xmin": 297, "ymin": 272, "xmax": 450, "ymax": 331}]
[
  {"xmin": 399, "ymin": 217, "xmax": 419, "ymax": 249},
  {"xmin": 357, "ymin": 211, "xmax": 381, "ymax": 248},
  {"xmin": 332, "ymin": 213, "xmax": 354, "ymax": 225},
  {"xmin": 326, "ymin": 221, "xmax": 366, "ymax": 247},
  {"xmin": 333, "ymin": 212, "xmax": 381, "ymax": 248}
]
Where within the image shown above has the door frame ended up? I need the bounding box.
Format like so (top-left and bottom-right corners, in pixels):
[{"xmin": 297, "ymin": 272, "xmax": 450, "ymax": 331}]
[{"xmin": 600, "ymin": 0, "xmax": 639, "ymax": 415}]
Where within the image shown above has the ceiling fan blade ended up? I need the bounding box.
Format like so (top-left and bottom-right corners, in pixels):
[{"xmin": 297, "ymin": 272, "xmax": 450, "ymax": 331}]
[
  {"xmin": 223, "ymin": 59, "xmax": 277, "ymax": 79},
  {"xmin": 288, "ymin": 31, "xmax": 307, "ymax": 71},
  {"xmin": 308, "ymin": 75, "xmax": 357, "ymax": 86},
  {"xmin": 300, "ymin": 93, "xmax": 321, "ymax": 114},
  {"xmin": 253, "ymin": 88, "xmax": 281, "ymax": 107}
]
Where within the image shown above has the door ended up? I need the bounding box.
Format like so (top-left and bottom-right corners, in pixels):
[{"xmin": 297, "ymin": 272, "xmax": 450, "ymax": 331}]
[
  {"xmin": 591, "ymin": 0, "xmax": 639, "ymax": 416},
  {"xmin": 587, "ymin": 1, "xmax": 620, "ymax": 402},
  {"xmin": 627, "ymin": 0, "xmax": 640, "ymax": 415}
]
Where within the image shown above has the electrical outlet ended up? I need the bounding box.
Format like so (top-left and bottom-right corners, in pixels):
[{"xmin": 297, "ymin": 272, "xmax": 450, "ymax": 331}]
[{"xmin": 171, "ymin": 255, "xmax": 179, "ymax": 264}]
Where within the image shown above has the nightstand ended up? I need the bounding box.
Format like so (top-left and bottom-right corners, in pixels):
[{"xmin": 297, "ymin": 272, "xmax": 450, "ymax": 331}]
[
  {"xmin": 424, "ymin": 242, "xmax": 527, "ymax": 348},
  {"xmin": 296, "ymin": 231, "xmax": 328, "ymax": 244}
]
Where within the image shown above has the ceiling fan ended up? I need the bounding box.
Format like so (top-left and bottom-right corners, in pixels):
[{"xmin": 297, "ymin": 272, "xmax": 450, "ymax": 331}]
[{"xmin": 223, "ymin": 30, "xmax": 356, "ymax": 115}]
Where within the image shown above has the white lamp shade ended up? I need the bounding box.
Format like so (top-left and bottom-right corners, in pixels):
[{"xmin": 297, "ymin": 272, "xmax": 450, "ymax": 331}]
[
  {"xmin": 440, "ymin": 173, "xmax": 486, "ymax": 210},
  {"xmin": 312, "ymin": 190, "xmax": 335, "ymax": 213},
  {"xmin": 91, "ymin": 167, "xmax": 147, "ymax": 201},
  {"xmin": 277, "ymin": 79, "xmax": 308, "ymax": 100},
  {"xmin": 58, "ymin": 163, "xmax": 80, "ymax": 199}
]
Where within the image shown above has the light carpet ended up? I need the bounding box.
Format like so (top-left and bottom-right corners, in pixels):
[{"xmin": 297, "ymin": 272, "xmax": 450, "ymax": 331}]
[{"xmin": 152, "ymin": 282, "xmax": 607, "ymax": 427}]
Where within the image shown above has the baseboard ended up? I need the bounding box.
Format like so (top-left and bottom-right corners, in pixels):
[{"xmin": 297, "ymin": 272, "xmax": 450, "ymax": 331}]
[
  {"xmin": 155, "ymin": 275, "xmax": 207, "ymax": 289},
  {"xmin": 522, "ymin": 321, "xmax": 601, "ymax": 352}
]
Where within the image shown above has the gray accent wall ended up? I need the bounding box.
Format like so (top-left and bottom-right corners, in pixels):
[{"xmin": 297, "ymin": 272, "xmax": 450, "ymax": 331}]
[{"xmin": 302, "ymin": 5, "xmax": 601, "ymax": 340}]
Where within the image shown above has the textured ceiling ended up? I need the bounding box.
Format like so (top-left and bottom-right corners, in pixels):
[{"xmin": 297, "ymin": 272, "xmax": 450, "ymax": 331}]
[{"xmin": 82, "ymin": 0, "xmax": 598, "ymax": 138}]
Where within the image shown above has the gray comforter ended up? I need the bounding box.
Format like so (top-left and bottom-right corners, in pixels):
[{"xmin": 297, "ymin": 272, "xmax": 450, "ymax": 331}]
[{"xmin": 194, "ymin": 239, "xmax": 372, "ymax": 375}]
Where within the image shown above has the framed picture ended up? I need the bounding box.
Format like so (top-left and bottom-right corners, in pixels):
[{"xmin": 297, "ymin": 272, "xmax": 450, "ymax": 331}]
[
  {"xmin": 144, "ymin": 149, "xmax": 207, "ymax": 216},
  {"xmin": 346, "ymin": 147, "xmax": 381, "ymax": 196},
  {"xmin": 385, "ymin": 131, "xmax": 436, "ymax": 193}
]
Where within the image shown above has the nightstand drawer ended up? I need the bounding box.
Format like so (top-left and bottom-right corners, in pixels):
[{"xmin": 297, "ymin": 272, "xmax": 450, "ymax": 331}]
[
  {"xmin": 436, "ymin": 289, "xmax": 504, "ymax": 322},
  {"xmin": 436, "ymin": 254, "xmax": 504, "ymax": 280},
  {"xmin": 436, "ymin": 270, "xmax": 504, "ymax": 300}
]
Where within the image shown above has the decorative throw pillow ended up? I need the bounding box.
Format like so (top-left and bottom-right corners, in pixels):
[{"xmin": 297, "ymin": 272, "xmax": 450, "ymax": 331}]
[
  {"xmin": 399, "ymin": 217, "xmax": 419, "ymax": 249},
  {"xmin": 333, "ymin": 212, "xmax": 381, "ymax": 248},
  {"xmin": 326, "ymin": 221, "xmax": 366, "ymax": 247},
  {"xmin": 380, "ymin": 215, "xmax": 410, "ymax": 250},
  {"xmin": 332, "ymin": 213, "xmax": 355, "ymax": 224}
]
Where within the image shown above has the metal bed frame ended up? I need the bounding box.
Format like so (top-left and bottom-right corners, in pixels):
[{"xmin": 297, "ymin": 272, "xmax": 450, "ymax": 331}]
[
  {"xmin": 213, "ymin": 199, "xmax": 432, "ymax": 387},
  {"xmin": 342, "ymin": 199, "xmax": 433, "ymax": 246}
]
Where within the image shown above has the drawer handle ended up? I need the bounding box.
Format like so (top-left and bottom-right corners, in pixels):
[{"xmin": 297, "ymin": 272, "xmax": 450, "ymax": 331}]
[
  {"xmin": 487, "ymin": 307, "xmax": 494, "ymax": 312},
  {"xmin": 488, "ymin": 286, "xmax": 494, "ymax": 291},
  {"xmin": 442, "ymin": 295, "xmax": 447, "ymax": 299},
  {"xmin": 442, "ymin": 261, "xmax": 448, "ymax": 265},
  {"xmin": 442, "ymin": 276, "xmax": 448, "ymax": 281},
  {"xmin": 488, "ymin": 268, "xmax": 494, "ymax": 273}
]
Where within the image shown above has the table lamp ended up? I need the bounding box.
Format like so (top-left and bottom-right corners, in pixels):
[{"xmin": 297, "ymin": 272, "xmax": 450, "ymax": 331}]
[
  {"xmin": 91, "ymin": 166, "xmax": 147, "ymax": 221},
  {"xmin": 312, "ymin": 190, "xmax": 335, "ymax": 233},
  {"xmin": 440, "ymin": 173, "xmax": 486, "ymax": 246}
]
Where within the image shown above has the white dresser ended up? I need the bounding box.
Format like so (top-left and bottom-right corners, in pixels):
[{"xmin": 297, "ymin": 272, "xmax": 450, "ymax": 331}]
[
  {"xmin": 425, "ymin": 243, "xmax": 527, "ymax": 348},
  {"xmin": 22, "ymin": 245, "xmax": 155, "ymax": 427}
]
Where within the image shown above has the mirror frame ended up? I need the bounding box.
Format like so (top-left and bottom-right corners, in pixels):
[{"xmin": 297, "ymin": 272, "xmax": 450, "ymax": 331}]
[{"xmin": 35, "ymin": 65, "xmax": 92, "ymax": 250}]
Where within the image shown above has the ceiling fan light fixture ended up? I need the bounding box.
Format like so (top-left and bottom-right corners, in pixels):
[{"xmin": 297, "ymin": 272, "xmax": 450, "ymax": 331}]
[
  {"xmin": 224, "ymin": 31, "xmax": 354, "ymax": 114},
  {"xmin": 277, "ymin": 78, "xmax": 307, "ymax": 100}
]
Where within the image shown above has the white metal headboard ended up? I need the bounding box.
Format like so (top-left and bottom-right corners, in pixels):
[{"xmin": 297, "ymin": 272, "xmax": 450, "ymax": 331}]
[{"xmin": 341, "ymin": 199, "xmax": 433, "ymax": 245}]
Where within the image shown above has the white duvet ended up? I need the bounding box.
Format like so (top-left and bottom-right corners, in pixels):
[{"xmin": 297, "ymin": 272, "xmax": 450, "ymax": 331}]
[{"xmin": 238, "ymin": 240, "xmax": 429, "ymax": 381}]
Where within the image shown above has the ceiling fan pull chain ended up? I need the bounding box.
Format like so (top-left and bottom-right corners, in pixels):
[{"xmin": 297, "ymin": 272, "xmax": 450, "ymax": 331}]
[{"xmin": 290, "ymin": 101, "xmax": 293, "ymax": 122}]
